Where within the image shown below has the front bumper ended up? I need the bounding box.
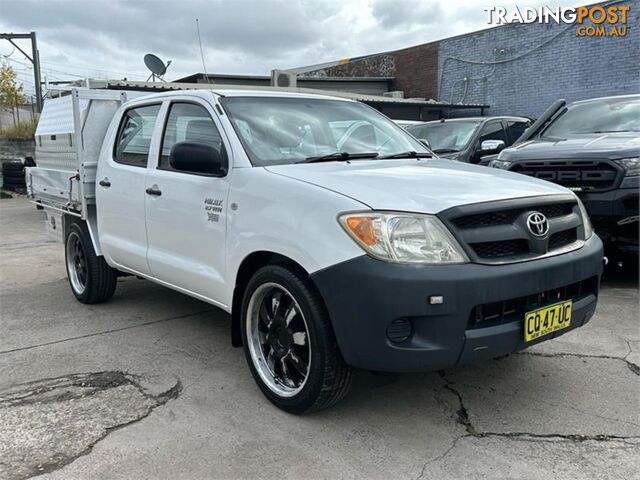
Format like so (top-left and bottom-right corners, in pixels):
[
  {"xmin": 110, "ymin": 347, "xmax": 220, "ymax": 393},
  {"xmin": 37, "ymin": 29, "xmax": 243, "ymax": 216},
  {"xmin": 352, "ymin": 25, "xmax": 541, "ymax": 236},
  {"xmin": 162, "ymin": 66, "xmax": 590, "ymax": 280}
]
[
  {"xmin": 311, "ymin": 235, "xmax": 603, "ymax": 372},
  {"xmin": 579, "ymin": 187, "xmax": 639, "ymax": 255}
]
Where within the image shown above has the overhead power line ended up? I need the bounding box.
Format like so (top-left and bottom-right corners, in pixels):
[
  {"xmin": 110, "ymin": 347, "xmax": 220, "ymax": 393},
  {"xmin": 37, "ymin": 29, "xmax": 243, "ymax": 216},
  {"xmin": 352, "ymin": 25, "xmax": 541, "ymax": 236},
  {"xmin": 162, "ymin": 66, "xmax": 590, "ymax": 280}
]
[{"xmin": 40, "ymin": 59, "xmax": 136, "ymax": 78}]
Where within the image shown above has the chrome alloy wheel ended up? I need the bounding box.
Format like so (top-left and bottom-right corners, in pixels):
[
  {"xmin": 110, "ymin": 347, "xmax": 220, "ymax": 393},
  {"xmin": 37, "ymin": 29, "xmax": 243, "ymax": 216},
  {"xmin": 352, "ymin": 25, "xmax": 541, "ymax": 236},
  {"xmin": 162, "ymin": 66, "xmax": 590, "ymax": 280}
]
[
  {"xmin": 66, "ymin": 231, "xmax": 87, "ymax": 295},
  {"xmin": 246, "ymin": 282, "xmax": 311, "ymax": 397}
]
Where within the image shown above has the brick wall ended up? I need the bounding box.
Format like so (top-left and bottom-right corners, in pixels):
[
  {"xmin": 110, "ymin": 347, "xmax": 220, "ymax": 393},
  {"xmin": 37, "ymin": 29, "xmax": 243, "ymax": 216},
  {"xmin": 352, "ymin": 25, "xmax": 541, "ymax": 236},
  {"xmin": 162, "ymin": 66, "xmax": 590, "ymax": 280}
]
[
  {"xmin": 391, "ymin": 42, "xmax": 439, "ymax": 99},
  {"xmin": 308, "ymin": 44, "xmax": 439, "ymax": 100},
  {"xmin": 438, "ymin": 0, "xmax": 639, "ymax": 117}
]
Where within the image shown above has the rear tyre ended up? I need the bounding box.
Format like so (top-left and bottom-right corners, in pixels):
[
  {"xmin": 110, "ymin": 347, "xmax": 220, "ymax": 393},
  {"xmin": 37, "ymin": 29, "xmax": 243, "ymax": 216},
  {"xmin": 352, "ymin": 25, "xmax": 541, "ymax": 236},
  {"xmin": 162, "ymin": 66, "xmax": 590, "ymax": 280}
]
[
  {"xmin": 2, "ymin": 170, "xmax": 25, "ymax": 178},
  {"xmin": 65, "ymin": 221, "xmax": 117, "ymax": 304},
  {"xmin": 2, "ymin": 176, "xmax": 25, "ymax": 185},
  {"xmin": 241, "ymin": 265, "xmax": 352, "ymax": 414}
]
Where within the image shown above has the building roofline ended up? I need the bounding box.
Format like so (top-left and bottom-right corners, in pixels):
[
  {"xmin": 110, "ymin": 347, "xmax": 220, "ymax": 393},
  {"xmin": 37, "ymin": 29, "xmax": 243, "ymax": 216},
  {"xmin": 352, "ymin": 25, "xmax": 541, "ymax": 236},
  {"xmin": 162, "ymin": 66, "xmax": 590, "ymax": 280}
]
[{"xmin": 173, "ymin": 73, "xmax": 395, "ymax": 83}]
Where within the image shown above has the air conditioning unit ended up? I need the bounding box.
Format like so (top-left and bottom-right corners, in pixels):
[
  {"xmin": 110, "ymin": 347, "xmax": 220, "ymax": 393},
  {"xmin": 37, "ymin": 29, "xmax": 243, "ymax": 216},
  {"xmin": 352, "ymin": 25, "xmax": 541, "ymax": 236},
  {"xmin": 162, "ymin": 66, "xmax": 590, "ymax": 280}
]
[{"xmin": 271, "ymin": 70, "xmax": 297, "ymax": 88}]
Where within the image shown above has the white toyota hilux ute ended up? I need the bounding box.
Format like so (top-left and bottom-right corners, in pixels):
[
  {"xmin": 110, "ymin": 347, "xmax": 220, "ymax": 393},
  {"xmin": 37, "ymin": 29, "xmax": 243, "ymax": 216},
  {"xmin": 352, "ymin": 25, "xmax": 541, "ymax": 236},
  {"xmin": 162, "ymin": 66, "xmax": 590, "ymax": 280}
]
[{"xmin": 28, "ymin": 88, "xmax": 603, "ymax": 413}]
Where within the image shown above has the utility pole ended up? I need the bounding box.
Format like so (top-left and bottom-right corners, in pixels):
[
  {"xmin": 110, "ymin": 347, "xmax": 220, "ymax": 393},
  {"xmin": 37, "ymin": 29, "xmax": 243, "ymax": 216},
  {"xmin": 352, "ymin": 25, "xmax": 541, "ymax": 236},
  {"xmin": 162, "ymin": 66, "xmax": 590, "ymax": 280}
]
[
  {"xmin": 15, "ymin": 92, "xmax": 20, "ymax": 123},
  {"xmin": 31, "ymin": 32, "xmax": 42, "ymax": 112},
  {"xmin": 0, "ymin": 31, "xmax": 43, "ymax": 112}
]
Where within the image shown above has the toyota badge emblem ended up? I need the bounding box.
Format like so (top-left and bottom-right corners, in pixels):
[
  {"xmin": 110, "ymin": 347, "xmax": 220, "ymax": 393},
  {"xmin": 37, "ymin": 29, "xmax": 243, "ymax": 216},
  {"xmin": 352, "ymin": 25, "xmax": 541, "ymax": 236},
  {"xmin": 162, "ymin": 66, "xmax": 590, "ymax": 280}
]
[{"xmin": 526, "ymin": 212, "xmax": 549, "ymax": 237}]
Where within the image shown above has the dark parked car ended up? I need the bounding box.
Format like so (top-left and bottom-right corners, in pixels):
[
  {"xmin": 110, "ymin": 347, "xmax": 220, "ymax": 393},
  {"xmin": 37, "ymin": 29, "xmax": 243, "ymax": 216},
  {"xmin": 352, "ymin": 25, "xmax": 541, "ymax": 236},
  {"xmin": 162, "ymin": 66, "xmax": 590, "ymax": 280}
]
[
  {"xmin": 490, "ymin": 94, "xmax": 639, "ymax": 259},
  {"xmin": 406, "ymin": 116, "xmax": 532, "ymax": 164}
]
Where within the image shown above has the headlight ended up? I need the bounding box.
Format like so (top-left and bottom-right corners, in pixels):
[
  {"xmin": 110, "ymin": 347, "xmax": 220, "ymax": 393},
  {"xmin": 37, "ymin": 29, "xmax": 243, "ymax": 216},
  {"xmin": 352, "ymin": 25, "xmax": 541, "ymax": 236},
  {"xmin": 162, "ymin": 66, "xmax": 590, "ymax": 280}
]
[
  {"xmin": 575, "ymin": 196, "xmax": 593, "ymax": 239},
  {"xmin": 489, "ymin": 159, "xmax": 513, "ymax": 170},
  {"xmin": 338, "ymin": 212, "xmax": 469, "ymax": 264},
  {"xmin": 614, "ymin": 157, "xmax": 640, "ymax": 176}
]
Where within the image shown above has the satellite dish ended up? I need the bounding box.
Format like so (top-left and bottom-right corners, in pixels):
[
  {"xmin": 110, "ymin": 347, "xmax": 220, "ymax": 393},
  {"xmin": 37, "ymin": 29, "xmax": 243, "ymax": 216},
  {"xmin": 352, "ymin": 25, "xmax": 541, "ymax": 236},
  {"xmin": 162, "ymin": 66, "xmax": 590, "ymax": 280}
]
[{"xmin": 144, "ymin": 54, "xmax": 171, "ymax": 81}]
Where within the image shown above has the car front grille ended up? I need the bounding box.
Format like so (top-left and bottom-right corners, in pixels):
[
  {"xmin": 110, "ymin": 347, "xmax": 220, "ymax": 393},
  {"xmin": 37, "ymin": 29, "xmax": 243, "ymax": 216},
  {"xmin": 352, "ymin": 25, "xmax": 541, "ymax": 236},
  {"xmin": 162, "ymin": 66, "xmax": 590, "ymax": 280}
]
[
  {"xmin": 548, "ymin": 228, "xmax": 577, "ymax": 250},
  {"xmin": 470, "ymin": 239, "xmax": 529, "ymax": 258},
  {"xmin": 468, "ymin": 276, "xmax": 599, "ymax": 329},
  {"xmin": 440, "ymin": 195, "xmax": 585, "ymax": 264},
  {"xmin": 509, "ymin": 159, "xmax": 621, "ymax": 192},
  {"xmin": 453, "ymin": 203, "xmax": 574, "ymax": 229}
]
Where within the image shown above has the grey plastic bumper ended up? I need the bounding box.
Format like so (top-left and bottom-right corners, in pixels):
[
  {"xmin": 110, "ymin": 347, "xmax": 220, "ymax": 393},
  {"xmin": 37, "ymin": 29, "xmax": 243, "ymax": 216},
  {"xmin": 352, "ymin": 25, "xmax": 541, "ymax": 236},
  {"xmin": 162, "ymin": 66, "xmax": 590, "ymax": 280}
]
[{"xmin": 311, "ymin": 235, "xmax": 603, "ymax": 372}]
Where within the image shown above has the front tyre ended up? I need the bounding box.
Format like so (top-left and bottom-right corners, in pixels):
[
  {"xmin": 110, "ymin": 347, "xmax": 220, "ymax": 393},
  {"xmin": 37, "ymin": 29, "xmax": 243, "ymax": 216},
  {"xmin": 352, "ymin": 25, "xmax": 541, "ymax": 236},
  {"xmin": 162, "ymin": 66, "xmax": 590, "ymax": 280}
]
[
  {"xmin": 241, "ymin": 265, "xmax": 352, "ymax": 414},
  {"xmin": 65, "ymin": 221, "xmax": 117, "ymax": 304}
]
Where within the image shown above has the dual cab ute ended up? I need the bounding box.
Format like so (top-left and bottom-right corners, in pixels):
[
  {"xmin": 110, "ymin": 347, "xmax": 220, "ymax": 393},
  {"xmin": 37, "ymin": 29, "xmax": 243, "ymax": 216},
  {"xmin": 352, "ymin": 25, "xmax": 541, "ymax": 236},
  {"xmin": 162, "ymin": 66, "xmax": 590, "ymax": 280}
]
[{"xmin": 28, "ymin": 87, "xmax": 603, "ymax": 413}]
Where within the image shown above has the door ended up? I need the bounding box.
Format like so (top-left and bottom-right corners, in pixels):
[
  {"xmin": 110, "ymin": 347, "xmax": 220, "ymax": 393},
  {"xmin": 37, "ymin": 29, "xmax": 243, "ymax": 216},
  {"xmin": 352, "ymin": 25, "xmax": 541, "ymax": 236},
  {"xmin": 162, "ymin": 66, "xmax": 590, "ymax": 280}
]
[
  {"xmin": 144, "ymin": 101, "xmax": 231, "ymax": 303},
  {"xmin": 96, "ymin": 103, "xmax": 162, "ymax": 274}
]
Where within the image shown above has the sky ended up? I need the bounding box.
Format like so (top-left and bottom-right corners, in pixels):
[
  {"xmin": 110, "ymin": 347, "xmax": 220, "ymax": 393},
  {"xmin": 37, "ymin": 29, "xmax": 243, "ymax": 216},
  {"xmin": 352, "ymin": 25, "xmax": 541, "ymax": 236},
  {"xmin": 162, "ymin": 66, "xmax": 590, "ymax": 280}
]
[{"xmin": 0, "ymin": 0, "xmax": 587, "ymax": 96}]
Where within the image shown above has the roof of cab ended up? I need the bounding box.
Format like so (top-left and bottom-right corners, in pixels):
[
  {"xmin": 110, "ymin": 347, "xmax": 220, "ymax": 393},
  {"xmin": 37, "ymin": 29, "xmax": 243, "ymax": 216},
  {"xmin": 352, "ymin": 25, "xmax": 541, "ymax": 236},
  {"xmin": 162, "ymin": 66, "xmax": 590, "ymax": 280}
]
[
  {"xmin": 123, "ymin": 87, "xmax": 358, "ymax": 106},
  {"xmin": 217, "ymin": 89, "xmax": 355, "ymax": 101}
]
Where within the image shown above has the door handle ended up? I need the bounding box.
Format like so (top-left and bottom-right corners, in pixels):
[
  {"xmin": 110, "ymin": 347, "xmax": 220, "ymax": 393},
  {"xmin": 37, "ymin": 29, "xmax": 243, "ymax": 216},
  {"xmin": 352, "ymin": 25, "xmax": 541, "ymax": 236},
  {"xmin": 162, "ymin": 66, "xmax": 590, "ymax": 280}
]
[
  {"xmin": 145, "ymin": 186, "xmax": 162, "ymax": 196},
  {"xmin": 99, "ymin": 178, "xmax": 111, "ymax": 188}
]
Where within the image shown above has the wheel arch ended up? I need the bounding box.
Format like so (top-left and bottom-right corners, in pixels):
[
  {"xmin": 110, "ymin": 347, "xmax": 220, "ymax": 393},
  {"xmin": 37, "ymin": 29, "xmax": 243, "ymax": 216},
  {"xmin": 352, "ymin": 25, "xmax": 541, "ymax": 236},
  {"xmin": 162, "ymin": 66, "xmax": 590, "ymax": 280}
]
[
  {"xmin": 63, "ymin": 212, "xmax": 102, "ymax": 256},
  {"xmin": 231, "ymin": 251, "xmax": 320, "ymax": 347},
  {"xmin": 61, "ymin": 213, "xmax": 118, "ymax": 304}
]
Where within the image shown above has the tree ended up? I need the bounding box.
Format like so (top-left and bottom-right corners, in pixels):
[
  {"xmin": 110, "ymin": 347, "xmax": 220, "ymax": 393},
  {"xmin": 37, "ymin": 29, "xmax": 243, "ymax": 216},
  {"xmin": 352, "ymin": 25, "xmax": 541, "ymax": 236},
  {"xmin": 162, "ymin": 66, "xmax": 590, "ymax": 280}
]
[{"xmin": 0, "ymin": 64, "xmax": 26, "ymax": 124}]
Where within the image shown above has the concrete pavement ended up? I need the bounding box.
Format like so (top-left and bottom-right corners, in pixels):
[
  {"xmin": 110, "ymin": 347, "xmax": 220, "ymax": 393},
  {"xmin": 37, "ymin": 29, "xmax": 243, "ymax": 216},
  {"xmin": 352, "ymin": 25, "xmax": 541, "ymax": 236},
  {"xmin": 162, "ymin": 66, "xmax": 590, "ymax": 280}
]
[{"xmin": 1, "ymin": 195, "xmax": 638, "ymax": 479}]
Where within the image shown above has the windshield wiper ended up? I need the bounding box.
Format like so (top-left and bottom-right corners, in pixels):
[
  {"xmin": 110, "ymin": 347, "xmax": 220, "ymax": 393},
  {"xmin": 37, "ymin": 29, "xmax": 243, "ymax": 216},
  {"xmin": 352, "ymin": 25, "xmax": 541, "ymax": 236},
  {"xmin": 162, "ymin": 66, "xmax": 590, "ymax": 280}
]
[
  {"xmin": 297, "ymin": 152, "xmax": 379, "ymax": 164},
  {"xmin": 432, "ymin": 148, "xmax": 459, "ymax": 154},
  {"xmin": 378, "ymin": 151, "xmax": 432, "ymax": 159}
]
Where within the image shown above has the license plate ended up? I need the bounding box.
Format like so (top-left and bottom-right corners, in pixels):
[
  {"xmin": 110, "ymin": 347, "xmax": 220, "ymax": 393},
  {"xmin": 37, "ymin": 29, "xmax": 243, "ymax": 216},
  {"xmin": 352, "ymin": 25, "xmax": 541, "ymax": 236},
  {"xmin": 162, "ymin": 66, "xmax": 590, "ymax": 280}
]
[{"xmin": 524, "ymin": 300, "xmax": 572, "ymax": 342}]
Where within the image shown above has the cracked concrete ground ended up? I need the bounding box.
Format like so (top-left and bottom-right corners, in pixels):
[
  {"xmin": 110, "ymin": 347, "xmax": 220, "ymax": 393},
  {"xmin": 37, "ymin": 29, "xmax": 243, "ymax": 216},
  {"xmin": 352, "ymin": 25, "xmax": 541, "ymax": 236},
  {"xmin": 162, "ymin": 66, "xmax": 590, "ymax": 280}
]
[
  {"xmin": 0, "ymin": 195, "xmax": 638, "ymax": 479},
  {"xmin": 0, "ymin": 372, "xmax": 181, "ymax": 480}
]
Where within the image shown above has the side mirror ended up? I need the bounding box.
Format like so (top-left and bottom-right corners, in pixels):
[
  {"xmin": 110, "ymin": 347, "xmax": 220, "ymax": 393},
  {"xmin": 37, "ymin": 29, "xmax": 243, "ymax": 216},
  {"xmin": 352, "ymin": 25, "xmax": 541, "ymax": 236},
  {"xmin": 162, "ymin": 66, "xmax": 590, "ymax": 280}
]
[
  {"xmin": 169, "ymin": 142, "xmax": 226, "ymax": 176},
  {"xmin": 418, "ymin": 138, "xmax": 431, "ymax": 150},
  {"xmin": 480, "ymin": 139, "xmax": 506, "ymax": 154}
]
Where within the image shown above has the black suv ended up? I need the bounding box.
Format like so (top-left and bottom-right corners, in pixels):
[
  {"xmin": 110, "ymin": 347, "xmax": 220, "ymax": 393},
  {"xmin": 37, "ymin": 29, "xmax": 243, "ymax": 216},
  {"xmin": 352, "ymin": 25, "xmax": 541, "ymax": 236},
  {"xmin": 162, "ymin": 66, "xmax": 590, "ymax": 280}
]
[
  {"xmin": 405, "ymin": 116, "xmax": 532, "ymax": 164},
  {"xmin": 491, "ymin": 95, "xmax": 639, "ymax": 259}
]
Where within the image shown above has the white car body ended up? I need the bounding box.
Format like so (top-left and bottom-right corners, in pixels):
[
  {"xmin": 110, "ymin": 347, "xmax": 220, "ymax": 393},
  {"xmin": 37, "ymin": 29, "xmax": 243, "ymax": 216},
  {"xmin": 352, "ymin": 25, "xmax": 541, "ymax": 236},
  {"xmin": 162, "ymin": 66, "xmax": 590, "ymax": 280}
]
[
  {"xmin": 97, "ymin": 90, "xmax": 573, "ymax": 307},
  {"xmin": 27, "ymin": 87, "xmax": 603, "ymax": 411},
  {"xmin": 31, "ymin": 88, "xmax": 566, "ymax": 309}
]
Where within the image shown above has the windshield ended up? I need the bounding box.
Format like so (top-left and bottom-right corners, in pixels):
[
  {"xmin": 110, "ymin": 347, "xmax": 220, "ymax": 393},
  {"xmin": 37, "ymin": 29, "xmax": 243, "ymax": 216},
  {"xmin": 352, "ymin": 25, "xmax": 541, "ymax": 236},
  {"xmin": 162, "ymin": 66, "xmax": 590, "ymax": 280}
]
[
  {"xmin": 406, "ymin": 121, "xmax": 480, "ymax": 152},
  {"xmin": 220, "ymin": 97, "xmax": 428, "ymax": 166},
  {"xmin": 541, "ymin": 97, "xmax": 640, "ymax": 138}
]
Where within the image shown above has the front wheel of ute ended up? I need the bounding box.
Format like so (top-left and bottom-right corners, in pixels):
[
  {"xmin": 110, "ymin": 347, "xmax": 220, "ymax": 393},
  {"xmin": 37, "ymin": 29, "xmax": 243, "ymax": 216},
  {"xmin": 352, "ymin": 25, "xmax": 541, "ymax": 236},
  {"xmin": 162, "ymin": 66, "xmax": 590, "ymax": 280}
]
[
  {"xmin": 241, "ymin": 265, "xmax": 353, "ymax": 414},
  {"xmin": 65, "ymin": 221, "xmax": 117, "ymax": 304}
]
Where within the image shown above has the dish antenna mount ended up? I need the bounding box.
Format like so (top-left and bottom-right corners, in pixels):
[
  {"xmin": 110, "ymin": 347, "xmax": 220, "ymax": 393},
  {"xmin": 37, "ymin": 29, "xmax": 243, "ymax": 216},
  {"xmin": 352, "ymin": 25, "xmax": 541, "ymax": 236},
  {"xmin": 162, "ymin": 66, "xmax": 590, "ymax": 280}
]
[{"xmin": 144, "ymin": 53, "xmax": 171, "ymax": 82}]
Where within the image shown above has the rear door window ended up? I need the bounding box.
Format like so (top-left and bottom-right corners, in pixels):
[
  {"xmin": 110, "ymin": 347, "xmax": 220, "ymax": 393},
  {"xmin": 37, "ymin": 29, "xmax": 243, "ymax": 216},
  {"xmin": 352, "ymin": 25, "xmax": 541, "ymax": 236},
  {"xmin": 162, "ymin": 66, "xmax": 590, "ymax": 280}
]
[{"xmin": 113, "ymin": 104, "xmax": 161, "ymax": 167}]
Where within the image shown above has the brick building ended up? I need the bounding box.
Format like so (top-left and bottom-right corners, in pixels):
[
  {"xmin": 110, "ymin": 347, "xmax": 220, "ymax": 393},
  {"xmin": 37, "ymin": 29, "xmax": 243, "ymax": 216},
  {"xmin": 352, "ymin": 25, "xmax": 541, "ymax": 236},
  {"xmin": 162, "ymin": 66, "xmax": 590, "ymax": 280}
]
[{"xmin": 304, "ymin": 0, "xmax": 638, "ymax": 118}]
